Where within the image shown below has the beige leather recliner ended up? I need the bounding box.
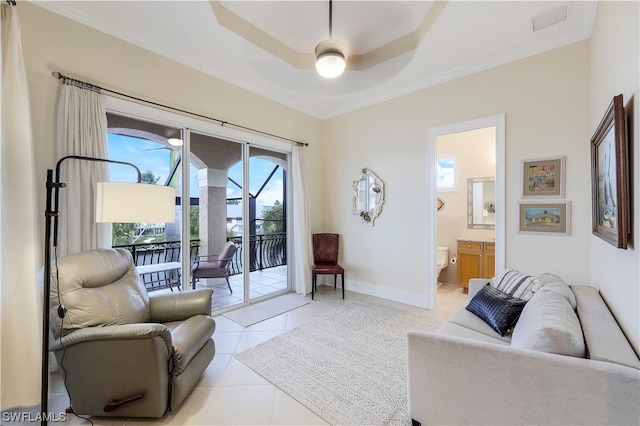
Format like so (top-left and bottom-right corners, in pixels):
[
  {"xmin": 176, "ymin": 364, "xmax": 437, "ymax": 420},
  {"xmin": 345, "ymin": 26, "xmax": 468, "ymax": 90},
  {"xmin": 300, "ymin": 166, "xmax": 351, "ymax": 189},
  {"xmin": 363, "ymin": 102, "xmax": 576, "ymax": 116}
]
[{"xmin": 48, "ymin": 248, "xmax": 215, "ymax": 418}]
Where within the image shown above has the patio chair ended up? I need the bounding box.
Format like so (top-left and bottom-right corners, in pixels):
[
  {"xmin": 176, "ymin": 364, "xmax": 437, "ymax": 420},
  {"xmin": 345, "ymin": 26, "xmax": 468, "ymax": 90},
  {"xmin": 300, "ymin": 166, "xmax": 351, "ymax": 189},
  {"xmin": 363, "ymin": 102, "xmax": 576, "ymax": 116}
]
[
  {"xmin": 311, "ymin": 233, "xmax": 345, "ymax": 300},
  {"xmin": 191, "ymin": 241, "xmax": 237, "ymax": 292}
]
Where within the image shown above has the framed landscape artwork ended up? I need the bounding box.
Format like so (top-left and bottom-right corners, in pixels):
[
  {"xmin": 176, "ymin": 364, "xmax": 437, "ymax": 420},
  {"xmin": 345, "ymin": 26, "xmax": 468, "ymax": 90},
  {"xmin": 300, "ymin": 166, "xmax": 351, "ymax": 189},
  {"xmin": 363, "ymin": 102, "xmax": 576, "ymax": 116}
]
[
  {"xmin": 517, "ymin": 201, "xmax": 570, "ymax": 236},
  {"xmin": 521, "ymin": 156, "xmax": 565, "ymax": 198},
  {"xmin": 591, "ymin": 94, "xmax": 629, "ymax": 249}
]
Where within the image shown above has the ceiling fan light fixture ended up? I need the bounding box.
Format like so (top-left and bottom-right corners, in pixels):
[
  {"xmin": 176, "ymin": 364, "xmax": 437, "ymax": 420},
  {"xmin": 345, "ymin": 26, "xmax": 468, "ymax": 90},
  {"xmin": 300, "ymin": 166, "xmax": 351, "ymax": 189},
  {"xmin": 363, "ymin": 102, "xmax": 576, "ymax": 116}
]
[{"xmin": 315, "ymin": 40, "xmax": 346, "ymax": 78}]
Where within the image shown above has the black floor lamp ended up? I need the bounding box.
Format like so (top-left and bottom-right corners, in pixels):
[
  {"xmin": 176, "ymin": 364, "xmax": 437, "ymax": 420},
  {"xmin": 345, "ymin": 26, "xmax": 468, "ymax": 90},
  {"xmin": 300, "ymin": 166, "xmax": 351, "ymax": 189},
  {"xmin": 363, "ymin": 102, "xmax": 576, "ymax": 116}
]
[{"xmin": 40, "ymin": 155, "xmax": 175, "ymax": 425}]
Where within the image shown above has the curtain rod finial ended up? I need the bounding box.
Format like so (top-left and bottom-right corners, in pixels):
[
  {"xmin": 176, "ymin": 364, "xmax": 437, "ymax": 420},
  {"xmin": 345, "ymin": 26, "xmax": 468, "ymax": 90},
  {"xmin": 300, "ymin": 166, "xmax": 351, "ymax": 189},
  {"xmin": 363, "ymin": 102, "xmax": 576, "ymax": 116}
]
[{"xmin": 52, "ymin": 71, "xmax": 62, "ymax": 79}]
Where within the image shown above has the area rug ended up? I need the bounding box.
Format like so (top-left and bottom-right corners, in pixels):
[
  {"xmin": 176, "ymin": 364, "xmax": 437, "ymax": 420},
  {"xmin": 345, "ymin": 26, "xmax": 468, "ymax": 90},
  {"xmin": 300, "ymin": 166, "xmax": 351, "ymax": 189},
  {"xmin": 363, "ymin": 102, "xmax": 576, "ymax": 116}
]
[
  {"xmin": 235, "ymin": 301, "xmax": 442, "ymax": 425},
  {"xmin": 223, "ymin": 293, "xmax": 309, "ymax": 327}
]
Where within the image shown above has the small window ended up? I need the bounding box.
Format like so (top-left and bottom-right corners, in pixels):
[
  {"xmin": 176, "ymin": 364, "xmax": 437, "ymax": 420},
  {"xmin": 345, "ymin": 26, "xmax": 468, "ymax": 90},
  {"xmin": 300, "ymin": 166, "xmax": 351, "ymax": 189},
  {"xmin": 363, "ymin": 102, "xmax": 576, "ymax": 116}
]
[{"xmin": 437, "ymin": 158, "xmax": 457, "ymax": 191}]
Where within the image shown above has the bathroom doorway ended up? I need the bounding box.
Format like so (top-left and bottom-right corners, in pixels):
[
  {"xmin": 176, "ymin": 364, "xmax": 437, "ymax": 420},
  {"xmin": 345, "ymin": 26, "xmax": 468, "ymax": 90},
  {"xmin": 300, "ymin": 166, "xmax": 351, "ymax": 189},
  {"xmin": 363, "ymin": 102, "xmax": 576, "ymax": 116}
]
[{"xmin": 426, "ymin": 115, "xmax": 506, "ymax": 310}]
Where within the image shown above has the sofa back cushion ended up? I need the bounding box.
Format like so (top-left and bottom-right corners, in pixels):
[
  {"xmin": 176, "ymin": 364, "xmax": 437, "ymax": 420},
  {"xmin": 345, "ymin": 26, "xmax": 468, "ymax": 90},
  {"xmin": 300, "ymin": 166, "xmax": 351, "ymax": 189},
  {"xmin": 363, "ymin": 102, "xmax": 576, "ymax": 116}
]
[
  {"xmin": 511, "ymin": 288, "xmax": 585, "ymax": 357},
  {"xmin": 530, "ymin": 273, "xmax": 576, "ymax": 309},
  {"xmin": 491, "ymin": 268, "xmax": 537, "ymax": 300},
  {"xmin": 50, "ymin": 248, "xmax": 150, "ymax": 338},
  {"xmin": 572, "ymin": 285, "xmax": 640, "ymax": 369}
]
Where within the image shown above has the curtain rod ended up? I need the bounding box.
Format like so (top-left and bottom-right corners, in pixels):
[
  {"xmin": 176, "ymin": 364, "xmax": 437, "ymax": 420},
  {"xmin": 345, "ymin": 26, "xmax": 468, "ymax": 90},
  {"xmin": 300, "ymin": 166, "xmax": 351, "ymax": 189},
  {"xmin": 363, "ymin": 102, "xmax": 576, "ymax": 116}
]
[
  {"xmin": 7, "ymin": 0, "xmax": 17, "ymax": 6},
  {"xmin": 51, "ymin": 71, "xmax": 308, "ymax": 147}
]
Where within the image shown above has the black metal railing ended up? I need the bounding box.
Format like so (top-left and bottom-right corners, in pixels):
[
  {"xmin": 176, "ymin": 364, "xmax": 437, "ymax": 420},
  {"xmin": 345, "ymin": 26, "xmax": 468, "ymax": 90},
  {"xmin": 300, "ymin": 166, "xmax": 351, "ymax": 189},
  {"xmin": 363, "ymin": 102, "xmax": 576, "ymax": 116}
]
[
  {"xmin": 114, "ymin": 240, "xmax": 201, "ymax": 291},
  {"xmin": 114, "ymin": 239, "xmax": 201, "ymax": 266},
  {"xmin": 115, "ymin": 234, "xmax": 286, "ymax": 278},
  {"xmin": 227, "ymin": 233, "xmax": 286, "ymax": 274}
]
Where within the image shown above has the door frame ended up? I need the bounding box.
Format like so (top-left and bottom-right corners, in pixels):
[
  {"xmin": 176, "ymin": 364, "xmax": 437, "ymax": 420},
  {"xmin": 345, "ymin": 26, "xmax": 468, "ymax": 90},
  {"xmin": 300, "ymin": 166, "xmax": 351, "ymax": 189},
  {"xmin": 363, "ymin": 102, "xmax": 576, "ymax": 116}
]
[{"xmin": 426, "ymin": 114, "xmax": 506, "ymax": 309}]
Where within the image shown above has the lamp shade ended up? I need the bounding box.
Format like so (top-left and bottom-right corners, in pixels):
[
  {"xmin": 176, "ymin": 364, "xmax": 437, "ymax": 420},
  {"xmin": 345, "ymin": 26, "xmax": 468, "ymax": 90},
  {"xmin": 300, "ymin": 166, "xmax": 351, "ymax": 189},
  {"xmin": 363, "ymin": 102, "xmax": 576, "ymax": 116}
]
[{"xmin": 96, "ymin": 182, "xmax": 176, "ymax": 223}]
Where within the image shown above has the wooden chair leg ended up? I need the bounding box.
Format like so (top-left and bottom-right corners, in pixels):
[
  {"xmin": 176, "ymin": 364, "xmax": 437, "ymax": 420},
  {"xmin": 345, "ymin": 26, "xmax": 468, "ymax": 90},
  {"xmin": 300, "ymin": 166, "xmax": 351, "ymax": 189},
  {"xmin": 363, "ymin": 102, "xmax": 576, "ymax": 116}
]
[
  {"xmin": 334, "ymin": 274, "xmax": 337, "ymax": 289},
  {"xmin": 311, "ymin": 273, "xmax": 315, "ymax": 300},
  {"xmin": 342, "ymin": 273, "xmax": 345, "ymax": 299},
  {"xmin": 225, "ymin": 276, "xmax": 233, "ymax": 293}
]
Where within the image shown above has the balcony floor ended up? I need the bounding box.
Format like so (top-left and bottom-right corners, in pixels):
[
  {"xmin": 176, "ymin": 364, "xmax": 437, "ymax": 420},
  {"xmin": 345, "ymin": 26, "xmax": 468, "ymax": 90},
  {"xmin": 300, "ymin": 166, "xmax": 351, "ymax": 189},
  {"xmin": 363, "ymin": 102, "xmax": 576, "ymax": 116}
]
[{"xmin": 194, "ymin": 265, "xmax": 288, "ymax": 312}]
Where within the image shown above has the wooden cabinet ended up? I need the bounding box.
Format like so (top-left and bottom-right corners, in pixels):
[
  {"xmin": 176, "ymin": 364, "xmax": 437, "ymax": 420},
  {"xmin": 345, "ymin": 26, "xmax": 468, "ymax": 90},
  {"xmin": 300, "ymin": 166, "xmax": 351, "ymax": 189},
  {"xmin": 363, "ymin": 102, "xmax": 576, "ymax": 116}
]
[{"xmin": 456, "ymin": 240, "xmax": 495, "ymax": 292}]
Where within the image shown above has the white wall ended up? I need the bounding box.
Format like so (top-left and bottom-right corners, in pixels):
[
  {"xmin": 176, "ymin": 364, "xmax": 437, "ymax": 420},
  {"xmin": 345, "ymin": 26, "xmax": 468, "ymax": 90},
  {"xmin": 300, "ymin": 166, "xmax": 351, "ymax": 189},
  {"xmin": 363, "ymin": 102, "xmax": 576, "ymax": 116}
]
[
  {"xmin": 589, "ymin": 1, "xmax": 639, "ymax": 354},
  {"xmin": 323, "ymin": 41, "xmax": 591, "ymax": 306}
]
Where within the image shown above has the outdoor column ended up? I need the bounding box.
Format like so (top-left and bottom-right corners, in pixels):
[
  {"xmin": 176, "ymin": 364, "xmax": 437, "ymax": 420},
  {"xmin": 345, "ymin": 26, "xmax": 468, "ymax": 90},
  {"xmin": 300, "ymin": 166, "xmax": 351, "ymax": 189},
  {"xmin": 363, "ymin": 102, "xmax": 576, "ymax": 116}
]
[{"xmin": 198, "ymin": 168, "xmax": 228, "ymax": 256}]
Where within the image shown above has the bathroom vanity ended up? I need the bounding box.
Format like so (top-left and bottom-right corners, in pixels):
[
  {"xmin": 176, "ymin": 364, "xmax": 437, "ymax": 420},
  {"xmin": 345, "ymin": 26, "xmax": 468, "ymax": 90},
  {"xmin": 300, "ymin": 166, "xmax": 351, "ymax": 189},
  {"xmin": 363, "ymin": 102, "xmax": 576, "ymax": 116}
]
[{"xmin": 456, "ymin": 239, "xmax": 495, "ymax": 292}]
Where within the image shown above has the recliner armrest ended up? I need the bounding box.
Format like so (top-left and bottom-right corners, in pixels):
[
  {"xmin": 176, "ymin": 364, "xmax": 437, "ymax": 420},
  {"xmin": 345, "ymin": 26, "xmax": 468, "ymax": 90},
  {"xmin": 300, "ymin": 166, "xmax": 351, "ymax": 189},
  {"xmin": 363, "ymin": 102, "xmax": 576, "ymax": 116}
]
[
  {"xmin": 50, "ymin": 323, "xmax": 172, "ymax": 353},
  {"xmin": 170, "ymin": 315, "xmax": 216, "ymax": 376},
  {"xmin": 149, "ymin": 288, "xmax": 213, "ymax": 323}
]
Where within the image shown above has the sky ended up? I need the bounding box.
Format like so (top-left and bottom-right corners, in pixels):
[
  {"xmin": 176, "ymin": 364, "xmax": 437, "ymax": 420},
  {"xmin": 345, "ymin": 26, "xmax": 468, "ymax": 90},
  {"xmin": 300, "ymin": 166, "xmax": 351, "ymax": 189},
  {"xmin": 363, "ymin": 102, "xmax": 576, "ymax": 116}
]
[
  {"xmin": 437, "ymin": 158, "xmax": 455, "ymax": 189},
  {"xmin": 107, "ymin": 133, "xmax": 284, "ymax": 214}
]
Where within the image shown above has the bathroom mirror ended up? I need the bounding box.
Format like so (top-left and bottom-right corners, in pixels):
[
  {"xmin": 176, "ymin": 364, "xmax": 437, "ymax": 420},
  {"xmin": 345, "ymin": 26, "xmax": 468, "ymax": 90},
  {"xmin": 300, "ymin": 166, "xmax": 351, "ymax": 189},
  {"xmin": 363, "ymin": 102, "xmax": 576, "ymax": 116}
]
[
  {"xmin": 352, "ymin": 168, "xmax": 385, "ymax": 226},
  {"xmin": 467, "ymin": 177, "xmax": 496, "ymax": 229}
]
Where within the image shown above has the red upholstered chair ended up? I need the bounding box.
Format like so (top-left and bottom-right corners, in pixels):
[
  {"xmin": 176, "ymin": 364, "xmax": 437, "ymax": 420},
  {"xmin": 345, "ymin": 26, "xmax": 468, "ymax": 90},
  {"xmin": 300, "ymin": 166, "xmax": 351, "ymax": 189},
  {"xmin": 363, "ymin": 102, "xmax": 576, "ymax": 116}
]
[
  {"xmin": 191, "ymin": 241, "xmax": 237, "ymax": 292},
  {"xmin": 311, "ymin": 233, "xmax": 345, "ymax": 300}
]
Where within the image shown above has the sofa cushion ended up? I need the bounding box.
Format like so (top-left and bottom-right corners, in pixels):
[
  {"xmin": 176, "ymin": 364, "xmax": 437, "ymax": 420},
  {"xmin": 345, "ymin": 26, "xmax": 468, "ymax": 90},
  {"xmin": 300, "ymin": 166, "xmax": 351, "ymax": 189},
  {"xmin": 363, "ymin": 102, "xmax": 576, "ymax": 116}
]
[
  {"xmin": 511, "ymin": 288, "xmax": 585, "ymax": 357},
  {"xmin": 491, "ymin": 268, "xmax": 536, "ymax": 300},
  {"xmin": 437, "ymin": 321, "xmax": 510, "ymax": 346},
  {"xmin": 571, "ymin": 285, "xmax": 640, "ymax": 368},
  {"xmin": 444, "ymin": 305, "xmax": 513, "ymax": 343},
  {"xmin": 466, "ymin": 284, "xmax": 527, "ymax": 336},
  {"xmin": 530, "ymin": 273, "xmax": 576, "ymax": 309}
]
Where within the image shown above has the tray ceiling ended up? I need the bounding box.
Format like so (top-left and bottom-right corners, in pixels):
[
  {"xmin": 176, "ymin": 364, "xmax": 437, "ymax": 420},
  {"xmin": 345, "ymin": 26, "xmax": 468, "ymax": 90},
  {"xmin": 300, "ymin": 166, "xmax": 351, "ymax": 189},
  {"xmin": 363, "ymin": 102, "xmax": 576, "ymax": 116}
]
[{"xmin": 33, "ymin": 1, "xmax": 597, "ymax": 119}]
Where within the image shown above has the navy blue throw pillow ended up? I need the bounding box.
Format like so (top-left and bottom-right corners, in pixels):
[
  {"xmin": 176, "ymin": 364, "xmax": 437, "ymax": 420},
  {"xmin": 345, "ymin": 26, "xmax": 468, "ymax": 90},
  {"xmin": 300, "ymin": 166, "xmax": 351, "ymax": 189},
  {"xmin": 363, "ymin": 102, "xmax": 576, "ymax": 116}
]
[{"xmin": 466, "ymin": 284, "xmax": 527, "ymax": 336}]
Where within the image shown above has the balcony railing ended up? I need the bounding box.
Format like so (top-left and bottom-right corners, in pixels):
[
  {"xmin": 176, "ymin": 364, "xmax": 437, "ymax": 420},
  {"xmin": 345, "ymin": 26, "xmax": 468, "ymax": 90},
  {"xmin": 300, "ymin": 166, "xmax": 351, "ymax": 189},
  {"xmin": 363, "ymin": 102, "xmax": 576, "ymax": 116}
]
[
  {"xmin": 114, "ymin": 240, "xmax": 201, "ymax": 291},
  {"xmin": 115, "ymin": 239, "xmax": 201, "ymax": 266},
  {"xmin": 115, "ymin": 233, "xmax": 286, "ymax": 286},
  {"xmin": 227, "ymin": 233, "xmax": 286, "ymax": 275}
]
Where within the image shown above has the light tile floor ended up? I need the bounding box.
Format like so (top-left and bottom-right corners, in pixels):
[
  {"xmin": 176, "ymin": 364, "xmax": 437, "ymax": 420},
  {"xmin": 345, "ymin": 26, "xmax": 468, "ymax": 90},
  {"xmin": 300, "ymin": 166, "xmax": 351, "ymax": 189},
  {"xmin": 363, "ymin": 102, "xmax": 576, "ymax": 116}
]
[
  {"xmin": 195, "ymin": 266, "xmax": 289, "ymax": 312},
  {"xmin": 23, "ymin": 282, "xmax": 467, "ymax": 425}
]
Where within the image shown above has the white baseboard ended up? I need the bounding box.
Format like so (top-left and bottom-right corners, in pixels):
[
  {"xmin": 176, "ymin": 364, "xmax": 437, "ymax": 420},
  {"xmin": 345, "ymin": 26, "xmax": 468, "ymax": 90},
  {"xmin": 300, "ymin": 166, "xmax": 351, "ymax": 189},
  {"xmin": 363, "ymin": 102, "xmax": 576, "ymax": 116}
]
[{"xmin": 344, "ymin": 279, "xmax": 433, "ymax": 309}]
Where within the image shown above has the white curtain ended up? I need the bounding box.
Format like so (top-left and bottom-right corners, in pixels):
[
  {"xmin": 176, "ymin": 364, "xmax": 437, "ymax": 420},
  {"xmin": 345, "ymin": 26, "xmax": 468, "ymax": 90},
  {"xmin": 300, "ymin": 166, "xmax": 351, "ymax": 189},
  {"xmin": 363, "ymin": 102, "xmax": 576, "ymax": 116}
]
[
  {"xmin": 55, "ymin": 81, "xmax": 109, "ymax": 256},
  {"xmin": 0, "ymin": 2, "xmax": 42, "ymax": 409},
  {"xmin": 291, "ymin": 145, "xmax": 312, "ymax": 295}
]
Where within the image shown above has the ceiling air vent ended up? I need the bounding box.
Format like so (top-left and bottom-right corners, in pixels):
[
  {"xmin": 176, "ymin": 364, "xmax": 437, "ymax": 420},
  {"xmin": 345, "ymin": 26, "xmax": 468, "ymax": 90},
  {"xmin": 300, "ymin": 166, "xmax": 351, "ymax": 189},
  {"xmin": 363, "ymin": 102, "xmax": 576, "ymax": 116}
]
[{"xmin": 531, "ymin": 4, "xmax": 568, "ymax": 32}]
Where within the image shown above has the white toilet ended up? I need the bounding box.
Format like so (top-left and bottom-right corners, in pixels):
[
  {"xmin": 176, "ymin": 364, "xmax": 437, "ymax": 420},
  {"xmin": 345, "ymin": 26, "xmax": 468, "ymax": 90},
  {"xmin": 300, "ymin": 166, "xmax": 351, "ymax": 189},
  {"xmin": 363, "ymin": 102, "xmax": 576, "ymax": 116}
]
[{"xmin": 436, "ymin": 245, "xmax": 449, "ymax": 286}]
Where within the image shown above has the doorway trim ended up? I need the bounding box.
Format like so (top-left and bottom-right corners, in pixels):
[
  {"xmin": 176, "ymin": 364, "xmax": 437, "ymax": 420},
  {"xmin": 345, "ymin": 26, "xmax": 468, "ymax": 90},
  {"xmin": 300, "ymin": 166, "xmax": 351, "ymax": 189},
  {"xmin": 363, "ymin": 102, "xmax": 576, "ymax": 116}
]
[{"xmin": 426, "ymin": 114, "xmax": 506, "ymax": 309}]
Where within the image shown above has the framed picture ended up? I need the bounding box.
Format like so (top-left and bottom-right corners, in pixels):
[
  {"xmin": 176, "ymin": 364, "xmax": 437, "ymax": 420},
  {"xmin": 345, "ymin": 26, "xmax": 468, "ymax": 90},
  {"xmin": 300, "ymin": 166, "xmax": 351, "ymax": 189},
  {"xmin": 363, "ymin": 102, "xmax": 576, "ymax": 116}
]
[
  {"xmin": 591, "ymin": 94, "xmax": 629, "ymax": 249},
  {"xmin": 517, "ymin": 201, "xmax": 571, "ymax": 236},
  {"xmin": 521, "ymin": 156, "xmax": 565, "ymax": 198}
]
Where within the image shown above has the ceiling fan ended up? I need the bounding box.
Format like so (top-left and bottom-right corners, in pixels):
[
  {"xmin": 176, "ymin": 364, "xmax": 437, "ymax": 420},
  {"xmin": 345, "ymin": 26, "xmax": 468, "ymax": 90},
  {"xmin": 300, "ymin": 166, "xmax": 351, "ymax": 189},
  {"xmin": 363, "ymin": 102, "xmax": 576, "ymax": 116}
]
[{"xmin": 209, "ymin": 0, "xmax": 448, "ymax": 77}]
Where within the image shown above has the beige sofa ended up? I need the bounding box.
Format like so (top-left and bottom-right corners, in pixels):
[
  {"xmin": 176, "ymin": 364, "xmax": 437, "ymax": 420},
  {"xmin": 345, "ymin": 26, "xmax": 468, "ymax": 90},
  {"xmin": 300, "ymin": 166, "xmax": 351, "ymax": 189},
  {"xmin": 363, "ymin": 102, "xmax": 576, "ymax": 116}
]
[{"xmin": 407, "ymin": 278, "xmax": 640, "ymax": 425}]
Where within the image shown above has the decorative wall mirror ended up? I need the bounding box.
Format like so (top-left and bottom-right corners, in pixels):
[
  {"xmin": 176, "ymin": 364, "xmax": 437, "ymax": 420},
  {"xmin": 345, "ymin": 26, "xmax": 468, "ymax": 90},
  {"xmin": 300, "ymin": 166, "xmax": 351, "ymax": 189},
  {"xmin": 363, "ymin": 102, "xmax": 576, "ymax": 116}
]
[
  {"xmin": 467, "ymin": 177, "xmax": 496, "ymax": 229},
  {"xmin": 352, "ymin": 168, "xmax": 385, "ymax": 226}
]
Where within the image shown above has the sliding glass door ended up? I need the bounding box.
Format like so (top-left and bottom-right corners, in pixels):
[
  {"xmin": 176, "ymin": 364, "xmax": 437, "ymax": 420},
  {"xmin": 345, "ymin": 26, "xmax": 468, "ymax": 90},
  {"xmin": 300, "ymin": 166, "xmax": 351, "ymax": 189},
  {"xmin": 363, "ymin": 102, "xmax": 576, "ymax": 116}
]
[
  {"xmin": 189, "ymin": 131, "xmax": 246, "ymax": 311},
  {"xmin": 105, "ymin": 98, "xmax": 292, "ymax": 314},
  {"xmin": 246, "ymin": 146, "xmax": 289, "ymax": 303},
  {"xmin": 106, "ymin": 113, "xmax": 185, "ymax": 293}
]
